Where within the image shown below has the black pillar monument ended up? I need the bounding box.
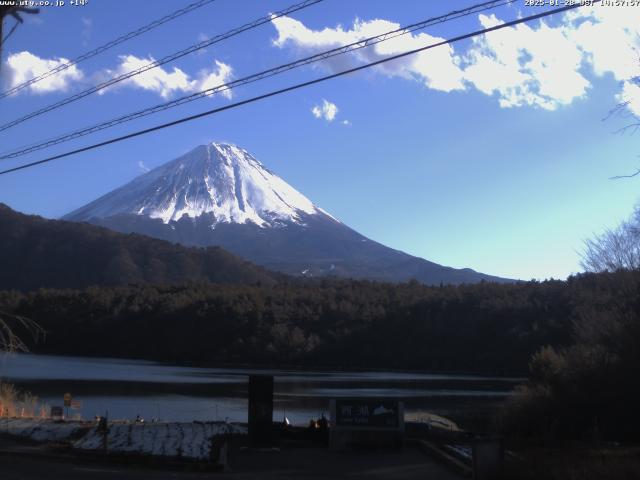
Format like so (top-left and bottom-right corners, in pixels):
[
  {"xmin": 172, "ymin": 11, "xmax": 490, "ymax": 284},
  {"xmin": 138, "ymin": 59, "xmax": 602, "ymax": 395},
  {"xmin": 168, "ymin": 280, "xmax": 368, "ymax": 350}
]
[{"xmin": 248, "ymin": 374, "xmax": 274, "ymax": 447}]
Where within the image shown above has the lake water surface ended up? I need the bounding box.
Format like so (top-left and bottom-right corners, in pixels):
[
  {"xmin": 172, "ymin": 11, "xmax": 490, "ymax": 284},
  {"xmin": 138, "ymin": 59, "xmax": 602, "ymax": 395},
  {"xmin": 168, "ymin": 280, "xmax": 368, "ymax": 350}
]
[{"xmin": 0, "ymin": 353, "xmax": 522, "ymax": 425}]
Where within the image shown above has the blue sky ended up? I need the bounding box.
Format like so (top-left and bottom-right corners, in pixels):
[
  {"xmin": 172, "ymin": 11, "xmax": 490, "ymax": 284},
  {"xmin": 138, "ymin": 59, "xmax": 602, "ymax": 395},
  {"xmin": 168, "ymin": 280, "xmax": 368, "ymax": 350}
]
[{"xmin": 0, "ymin": 0, "xmax": 639, "ymax": 280}]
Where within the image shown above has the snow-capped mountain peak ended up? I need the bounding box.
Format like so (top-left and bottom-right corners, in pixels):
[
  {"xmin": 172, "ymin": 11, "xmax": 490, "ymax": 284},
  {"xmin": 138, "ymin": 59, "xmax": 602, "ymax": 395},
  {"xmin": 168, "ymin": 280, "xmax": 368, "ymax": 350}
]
[
  {"xmin": 63, "ymin": 141, "xmax": 510, "ymax": 285},
  {"xmin": 65, "ymin": 142, "xmax": 335, "ymax": 227}
]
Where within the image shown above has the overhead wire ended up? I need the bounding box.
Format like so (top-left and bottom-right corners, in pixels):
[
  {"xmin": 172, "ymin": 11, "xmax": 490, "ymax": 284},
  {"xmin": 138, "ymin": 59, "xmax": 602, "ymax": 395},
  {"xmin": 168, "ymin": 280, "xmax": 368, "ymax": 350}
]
[
  {"xmin": 1, "ymin": 19, "xmax": 19, "ymax": 44},
  {"xmin": 0, "ymin": 2, "xmax": 594, "ymax": 176},
  {"xmin": 0, "ymin": 0, "xmax": 219, "ymax": 99},
  {"xmin": 0, "ymin": 0, "xmax": 516, "ymax": 160},
  {"xmin": 0, "ymin": 0, "xmax": 323, "ymax": 132}
]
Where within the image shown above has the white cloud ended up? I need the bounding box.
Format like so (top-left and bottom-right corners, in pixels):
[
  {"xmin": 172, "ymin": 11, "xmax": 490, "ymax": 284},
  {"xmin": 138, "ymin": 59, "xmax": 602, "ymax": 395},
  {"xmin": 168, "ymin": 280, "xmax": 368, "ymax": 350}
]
[
  {"xmin": 463, "ymin": 14, "xmax": 590, "ymax": 110},
  {"xmin": 197, "ymin": 60, "xmax": 234, "ymax": 97},
  {"xmin": 311, "ymin": 99, "xmax": 338, "ymax": 121},
  {"xmin": 272, "ymin": 6, "xmax": 640, "ymax": 111},
  {"xmin": 138, "ymin": 160, "xmax": 150, "ymax": 173},
  {"xmin": 3, "ymin": 51, "xmax": 83, "ymax": 94},
  {"xmin": 619, "ymin": 79, "xmax": 640, "ymax": 116},
  {"xmin": 342, "ymin": 119, "xmax": 352, "ymax": 126},
  {"xmin": 110, "ymin": 55, "xmax": 190, "ymax": 98},
  {"xmin": 565, "ymin": 6, "xmax": 640, "ymax": 82},
  {"xmin": 272, "ymin": 16, "xmax": 465, "ymax": 93},
  {"xmin": 2, "ymin": 50, "xmax": 234, "ymax": 101},
  {"xmin": 104, "ymin": 55, "xmax": 233, "ymax": 99}
]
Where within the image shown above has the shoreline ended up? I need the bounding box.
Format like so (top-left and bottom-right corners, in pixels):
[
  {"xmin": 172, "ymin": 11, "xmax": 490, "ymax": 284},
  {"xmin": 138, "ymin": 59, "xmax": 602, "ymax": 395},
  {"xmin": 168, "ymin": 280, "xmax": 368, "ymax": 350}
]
[{"xmin": 2, "ymin": 351, "xmax": 528, "ymax": 380}]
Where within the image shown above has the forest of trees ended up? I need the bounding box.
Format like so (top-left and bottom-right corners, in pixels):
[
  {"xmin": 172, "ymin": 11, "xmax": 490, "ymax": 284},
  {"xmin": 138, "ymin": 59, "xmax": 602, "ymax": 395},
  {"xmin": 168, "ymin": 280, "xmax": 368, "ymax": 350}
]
[
  {"xmin": 0, "ymin": 271, "xmax": 634, "ymax": 377},
  {"xmin": 502, "ymin": 269, "xmax": 640, "ymax": 441},
  {"xmin": 2, "ymin": 201, "xmax": 640, "ymax": 442},
  {"xmin": 0, "ymin": 203, "xmax": 280, "ymax": 290},
  {"xmin": 501, "ymin": 206, "xmax": 640, "ymax": 441}
]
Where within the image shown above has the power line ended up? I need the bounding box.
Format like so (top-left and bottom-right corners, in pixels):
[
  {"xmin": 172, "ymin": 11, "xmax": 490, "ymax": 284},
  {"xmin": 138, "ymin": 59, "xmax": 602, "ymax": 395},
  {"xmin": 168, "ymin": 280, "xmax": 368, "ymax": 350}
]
[
  {"xmin": 0, "ymin": 0, "xmax": 322, "ymax": 133},
  {"xmin": 0, "ymin": 0, "xmax": 218, "ymax": 99},
  {"xmin": 0, "ymin": 2, "xmax": 594, "ymax": 177},
  {"xmin": 1, "ymin": 19, "xmax": 18, "ymax": 44},
  {"xmin": 0, "ymin": 0, "xmax": 516, "ymax": 161},
  {"xmin": 0, "ymin": 6, "xmax": 39, "ymax": 59}
]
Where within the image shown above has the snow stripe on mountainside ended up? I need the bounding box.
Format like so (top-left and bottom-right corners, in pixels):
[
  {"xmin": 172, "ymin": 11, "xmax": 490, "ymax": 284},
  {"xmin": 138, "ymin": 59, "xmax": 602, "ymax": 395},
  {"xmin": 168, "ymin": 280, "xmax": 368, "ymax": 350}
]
[{"xmin": 65, "ymin": 142, "xmax": 333, "ymax": 227}]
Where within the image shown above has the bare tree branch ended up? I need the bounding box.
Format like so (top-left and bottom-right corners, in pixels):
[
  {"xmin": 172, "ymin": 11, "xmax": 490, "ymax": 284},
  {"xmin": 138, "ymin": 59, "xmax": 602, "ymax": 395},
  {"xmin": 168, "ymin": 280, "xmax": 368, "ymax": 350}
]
[
  {"xmin": 0, "ymin": 311, "xmax": 44, "ymax": 353},
  {"xmin": 613, "ymin": 122, "xmax": 640, "ymax": 136},
  {"xmin": 610, "ymin": 168, "xmax": 640, "ymax": 180},
  {"xmin": 607, "ymin": 72, "xmax": 640, "ymax": 180},
  {"xmin": 581, "ymin": 205, "xmax": 640, "ymax": 272},
  {"xmin": 603, "ymin": 99, "xmax": 633, "ymax": 123}
]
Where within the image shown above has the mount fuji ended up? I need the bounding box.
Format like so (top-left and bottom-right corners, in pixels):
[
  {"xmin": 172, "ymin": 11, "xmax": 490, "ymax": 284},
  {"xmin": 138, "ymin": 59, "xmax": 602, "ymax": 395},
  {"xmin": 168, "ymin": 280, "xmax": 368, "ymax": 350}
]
[{"xmin": 64, "ymin": 142, "xmax": 509, "ymax": 284}]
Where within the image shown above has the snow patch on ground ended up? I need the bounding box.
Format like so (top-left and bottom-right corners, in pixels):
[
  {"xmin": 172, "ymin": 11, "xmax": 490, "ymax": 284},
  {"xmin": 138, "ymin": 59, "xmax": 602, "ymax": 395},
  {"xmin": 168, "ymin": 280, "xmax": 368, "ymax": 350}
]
[
  {"xmin": 0, "ymin": 418, "xmax": 246, "ymax": 461},
  {"xmin": 74, "ymin": 421, "xmax": 246, "ymax": 460},
  {"xmin": 0, "ymin": 418, "xmax": 86, "ymax": 442}
]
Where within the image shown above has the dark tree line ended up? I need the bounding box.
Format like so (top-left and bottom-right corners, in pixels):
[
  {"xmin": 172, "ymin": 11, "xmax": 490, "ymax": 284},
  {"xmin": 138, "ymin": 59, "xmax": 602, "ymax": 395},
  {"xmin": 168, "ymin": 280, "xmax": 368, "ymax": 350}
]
[
  {"xmin": 0, "ymin": 203, "xmax": 279, "ymax": 291},
  {"xmin": 1, "ymin": 271, "xmax": 635, "ymax": 376},
  {"xmin": 498, "ymin": 203, "xmax": 640, "ymax": 441},
  {"xmin": 502, "ymin": 269, "xmax": 640, "ymax": 441}
]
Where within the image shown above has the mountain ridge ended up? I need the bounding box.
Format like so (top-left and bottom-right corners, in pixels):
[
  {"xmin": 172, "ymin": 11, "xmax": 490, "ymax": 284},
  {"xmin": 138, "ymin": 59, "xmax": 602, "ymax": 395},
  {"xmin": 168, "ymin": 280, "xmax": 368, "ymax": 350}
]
[
  {"xmin": 0, "ymin": 203, "xmax": 280, "ymax": 291},
  {"xmin": 64, "ymin": 142, "xmax": 512, "ymax": 285}
]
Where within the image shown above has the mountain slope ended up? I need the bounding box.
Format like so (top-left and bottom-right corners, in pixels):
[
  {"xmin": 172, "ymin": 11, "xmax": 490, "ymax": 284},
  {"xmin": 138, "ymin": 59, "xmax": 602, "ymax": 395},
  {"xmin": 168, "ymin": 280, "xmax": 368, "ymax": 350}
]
[
  {"xmin": 64, "ymin": 142, "xmax": 510, "ymax": 285},
  {"xmin": 66, "ymin": 143, "xmax": 332, "ymax": 226},
  {"xmin": 0, "ymin": 204, "xmax": 279, "ymax": 291}
]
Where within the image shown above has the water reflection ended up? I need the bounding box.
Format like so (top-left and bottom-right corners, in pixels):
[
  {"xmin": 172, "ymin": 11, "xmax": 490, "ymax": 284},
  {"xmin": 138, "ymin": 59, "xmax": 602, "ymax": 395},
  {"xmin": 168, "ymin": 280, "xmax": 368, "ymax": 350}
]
[{"xmin": 0, "ymin": 353, "xmax": 521, "ymax": 425}]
